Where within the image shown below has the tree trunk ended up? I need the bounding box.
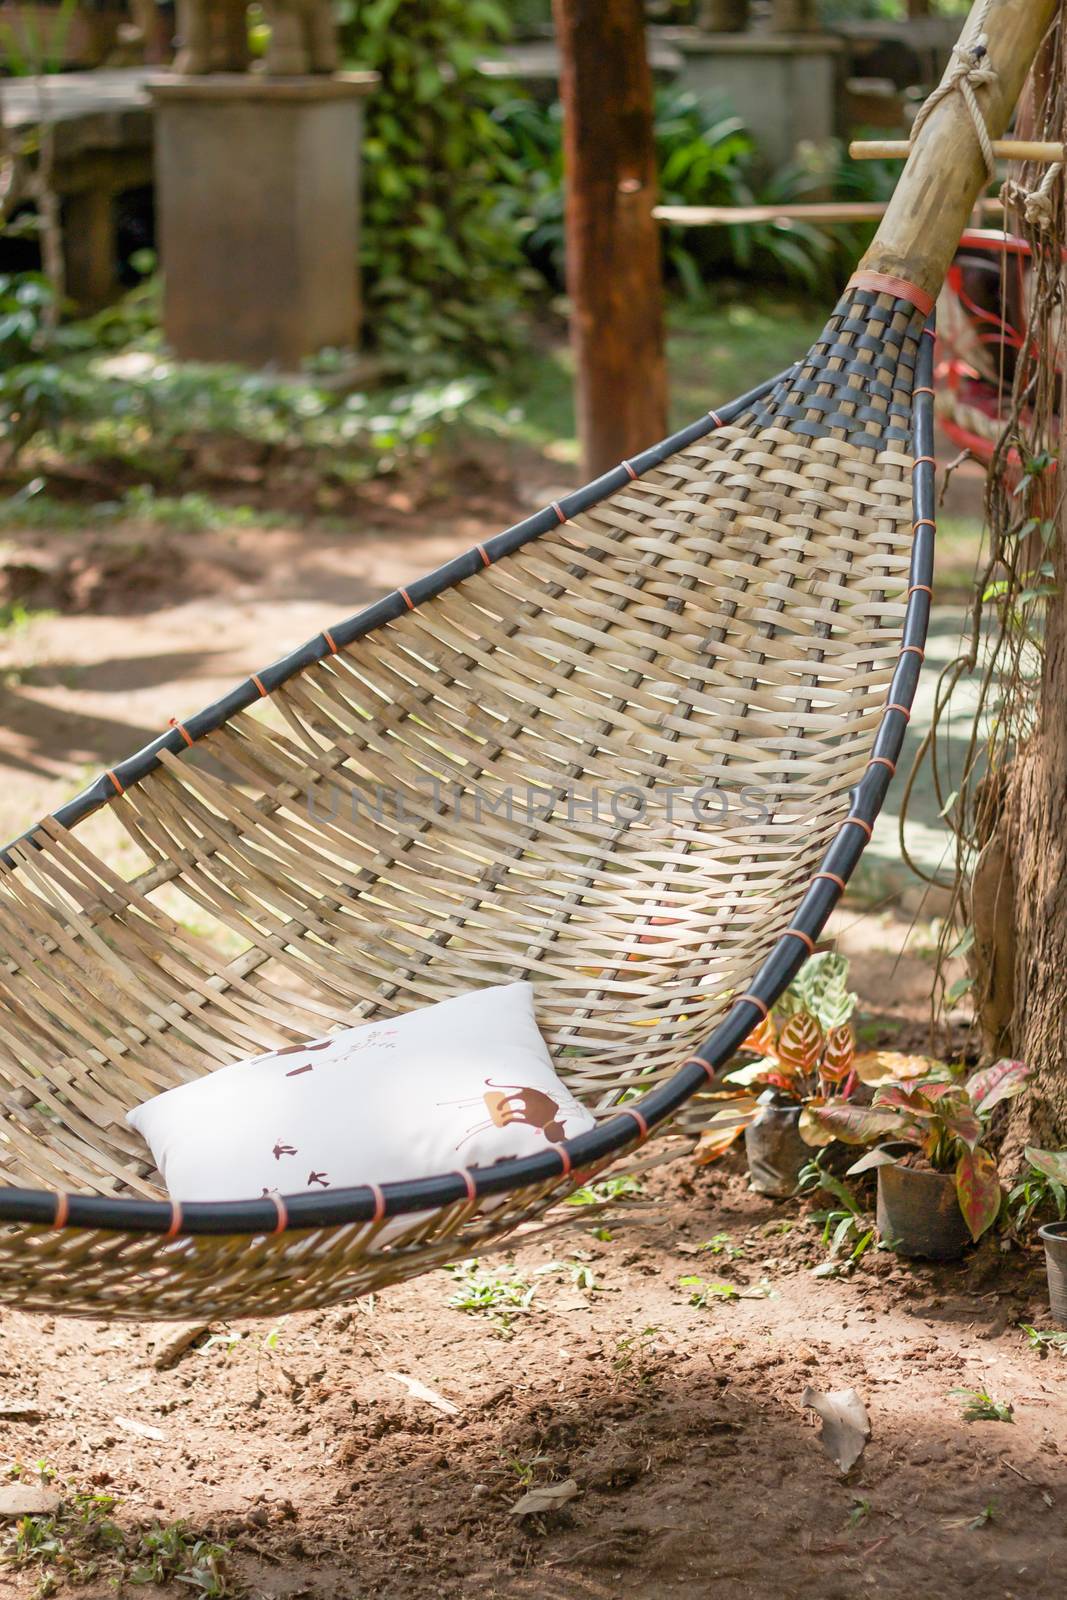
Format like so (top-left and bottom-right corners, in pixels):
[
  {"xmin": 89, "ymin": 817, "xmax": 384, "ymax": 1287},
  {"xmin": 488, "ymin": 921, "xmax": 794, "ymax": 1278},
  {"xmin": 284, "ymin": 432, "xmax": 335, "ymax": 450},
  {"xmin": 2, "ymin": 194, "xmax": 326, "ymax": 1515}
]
[
  {"xmin": 553, "ymin": 0, "xmax": 667, "ymax": 479},
  {"xmin": 998, "ymin": 571, "xmax": 1067, "ymax": 1151},
  {"xmin": 968, "ymin": 21, "xmax": 1067, "ymax": 1157}
]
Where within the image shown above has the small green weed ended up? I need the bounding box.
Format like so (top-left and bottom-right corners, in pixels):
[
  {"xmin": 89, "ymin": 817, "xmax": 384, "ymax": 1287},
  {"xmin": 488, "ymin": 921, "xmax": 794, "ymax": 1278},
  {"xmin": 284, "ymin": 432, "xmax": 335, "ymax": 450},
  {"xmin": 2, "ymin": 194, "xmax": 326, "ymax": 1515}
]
[
  {"xmin": 1009, "ymin": 1168, "xmax": 1067, "ymax": 1231},
  {"xmin": 846, "ymin": 1497, "xmax": 871, "ymax": 1530},
  {"xmin": 799, "ymin": 1159, "xmax": 875, "ymax": 1269},
  {"xmin": 691, "ymin": 1232, "xmax": 745, "ymax": 1259},
  {"xmin": 500, "ymin": 1453, "xmax": 551, "ymax": 1487},
  {"xmin": 951, "ymin": 1387, "xmax": 1014, "ymax": 1423},
  {"xmin": 446, "ymin": 1259, "xmax": 536, "ymax": 1336},
  {"xmin": 0, "ymin": 601, "xmax": 51, "ymax": 633},
  {"xmin": 1020, "ymin": 1324, "xmax": 1067, "ymax": 1354},
  {"xmin": 565, "ymin": 1174, "xmax": 644, "ymax": 1206},
  {"xmin": 0, "ymin": 1477, "xmax": 237, "ymax": 1597},
  {"xmin": 681, "ymin": 1276, "xmax": 738, "ymax": 1307}
]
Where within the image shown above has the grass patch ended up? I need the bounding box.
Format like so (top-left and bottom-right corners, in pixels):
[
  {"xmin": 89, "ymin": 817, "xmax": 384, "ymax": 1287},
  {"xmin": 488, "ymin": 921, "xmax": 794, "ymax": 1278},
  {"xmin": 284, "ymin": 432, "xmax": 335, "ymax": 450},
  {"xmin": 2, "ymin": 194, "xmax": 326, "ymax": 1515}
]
[
  {"xmin": 0, "ymin": 483, "xmax": 290, "ymax": 535},
  {"xmin": 477, "ymin": 295, "xmax": 827, "ymax": 465},
  {"xmin": 0, "ymin": 1474, "xmax": 238, "ymax": 1598}
]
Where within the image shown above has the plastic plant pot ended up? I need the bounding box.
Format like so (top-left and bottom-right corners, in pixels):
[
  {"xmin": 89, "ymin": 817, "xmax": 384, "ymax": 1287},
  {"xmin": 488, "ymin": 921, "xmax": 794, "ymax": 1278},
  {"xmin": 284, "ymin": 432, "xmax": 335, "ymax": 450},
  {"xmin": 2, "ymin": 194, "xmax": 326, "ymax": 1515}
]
[
  {"xmin": 876, "ymin": 1160, "xmax": 972, "ymax": 1260},
  {"xmin": 745, "ymin": 1097, "xmax": 808, "ymax": 1198},
  {"xmin": 1039, "ymin": 1221, "xmax": 1067, "ymax": 1327}
]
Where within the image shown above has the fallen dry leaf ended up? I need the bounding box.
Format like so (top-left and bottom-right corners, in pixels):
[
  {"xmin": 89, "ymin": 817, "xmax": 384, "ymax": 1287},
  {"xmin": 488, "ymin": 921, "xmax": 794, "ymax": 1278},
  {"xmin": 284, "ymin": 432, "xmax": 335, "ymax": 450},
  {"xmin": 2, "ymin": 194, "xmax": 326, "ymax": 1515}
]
[
  {"xmin": 801, "ymin": 1386, "xmax": 870, "ymax": 1472},
  {"xmin": 853, "ymin": 1051, "xmax": 941, "ymax": 1086},
  {"xmin": 150, "ymin": 1322, "xmax": 210, "ymax": 1371},
  {"xmin": 385, "ymin": 1372, "xmax": 460, "ymax": 1416},
  {"xmin": 0, "ymin": 1400, "xmax": 44, "ymax": 1421},
  {"xmin": 0, "ymin": 1485, "xmax": 61, "ymax": 1517},
  {"xmin": 509, "ymin": 1478, "xmax": 579, "ymax": 1516},
  {"xmin": 693, "ymin": 1103, "xmax": 758, "ymax": 1165},
  {"xmin": 114, "ymin": 1414, "xmax": 166, "ymax": 1442}
]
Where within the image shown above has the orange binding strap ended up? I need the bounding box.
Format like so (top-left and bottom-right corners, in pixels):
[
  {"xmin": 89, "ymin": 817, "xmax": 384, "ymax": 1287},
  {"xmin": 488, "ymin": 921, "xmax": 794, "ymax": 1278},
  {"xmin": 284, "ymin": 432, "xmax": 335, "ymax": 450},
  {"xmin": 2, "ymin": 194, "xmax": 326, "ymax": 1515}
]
[
  {"xmin": 846, "ymin": 271, "xmax": 935, "ymax": 317},
  {"xmin": 623, "ymin": 1108, "xmax": 649, "ymax": 1140},
  {"xmin": 455, "ymin": 1168, "xmax": 477, "ymax": 1202},
  {"xmin": 680, "ymin": 1053, "xmax": 717, "ymax": 1084}
]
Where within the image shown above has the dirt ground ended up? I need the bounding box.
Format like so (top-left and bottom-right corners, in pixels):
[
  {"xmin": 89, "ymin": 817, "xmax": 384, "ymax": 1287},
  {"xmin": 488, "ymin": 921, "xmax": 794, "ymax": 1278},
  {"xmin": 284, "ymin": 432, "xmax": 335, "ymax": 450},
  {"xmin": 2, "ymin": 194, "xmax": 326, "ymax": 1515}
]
[
  {"xmin": 0, "ymin": 442, "xmax": 1063, "ymax": 1600},
  {"xmin": 1, "ymin": 1158, "xmax": 1064, "ymax": 1600}
]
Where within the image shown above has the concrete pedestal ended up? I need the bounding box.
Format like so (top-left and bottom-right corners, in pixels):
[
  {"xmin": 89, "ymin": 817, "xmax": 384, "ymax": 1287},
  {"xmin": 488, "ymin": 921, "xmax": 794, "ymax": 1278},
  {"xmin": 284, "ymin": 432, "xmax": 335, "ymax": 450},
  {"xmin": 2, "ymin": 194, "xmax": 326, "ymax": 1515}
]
[
  {"xmin": 149, "ymin": 72, "xmax": 376, "ymax": 368},
  {"xmin": 670, "ymin": 31, "xmax": 844, "ymax": 171}
]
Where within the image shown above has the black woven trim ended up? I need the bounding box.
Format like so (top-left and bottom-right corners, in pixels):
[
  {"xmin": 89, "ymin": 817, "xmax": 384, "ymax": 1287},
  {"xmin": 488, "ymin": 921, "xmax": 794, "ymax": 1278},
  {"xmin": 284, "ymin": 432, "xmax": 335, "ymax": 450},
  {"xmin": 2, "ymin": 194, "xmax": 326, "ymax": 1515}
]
[
  {"xmin": 743, "ymin": 289, "xmax": 926, "ymax": 452},
  {"xmin": 0, "ymin": 323, "xmax": 938, "ymax": 1236}
]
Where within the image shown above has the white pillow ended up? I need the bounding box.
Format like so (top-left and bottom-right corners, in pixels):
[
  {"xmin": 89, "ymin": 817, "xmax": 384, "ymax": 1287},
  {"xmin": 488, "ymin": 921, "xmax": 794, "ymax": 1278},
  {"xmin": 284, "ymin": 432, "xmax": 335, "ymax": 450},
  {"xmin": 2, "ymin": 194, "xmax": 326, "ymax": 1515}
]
[{"xmin": 127, "ymin": 982, "xmax": 594, "ymax": 1208}]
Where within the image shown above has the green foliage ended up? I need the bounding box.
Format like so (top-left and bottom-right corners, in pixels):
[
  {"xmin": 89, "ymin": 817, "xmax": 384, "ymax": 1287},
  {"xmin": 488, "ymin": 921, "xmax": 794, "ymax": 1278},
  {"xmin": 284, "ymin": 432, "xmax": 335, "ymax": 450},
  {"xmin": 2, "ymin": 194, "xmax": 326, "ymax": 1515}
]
[
  {"xmin": 0, "ymin": 0, "xmax": 77, "ymax": 75},
  {"xmin": 690, "ymin": 1232, "xmax": 745, "ymax": 1259},
  {"xmin": 778, "ymin": 951, "xmax": 857, "ymax": 1033},
  {"xmin": 680, "ymin": 1274, "xmax": 771, "ymax": 1306},
  {"xmin": 0, "ymin": 281, "xmax": 482, "ymax": 481},
  {"xmin": 1020, "ymin": 1324, "xmax": 1067, "ymax": 1354},
  {"xmin": 0, "ymin": 1478, "xmax": 236, "ymax": 1598},
  {"xmin": 445, "ymin": 1258, "xmax": 535, "ymax": 1336},
  {"xmin": 1023, "ymin": 1324, "xmax": 1067, "ymax": 1350},
  {"xmin": 798, "ymin": 1158, "xmax": 875, "ymax": 1270},
  {"xmin": 565, "ymin": 1173, "xmax": 644, "ymax": 1206},
  {"xmin": 336, "ymin": 0, "xmax": 530, "ymax": 372},
  {"xmin": 951, "ymin": 1387, "xmax": 1014, "ymax": 1424},
  {"xmin": 494, "ymin": 89, "xmax": 888, "ymax": 299},
  {"xmin": 1009, "ymin": 1148, "xmax": 1067, "ymax": 1232},
  {"xmin": 681, "ymin": 1275, "xmax": 738, "ymax": 1307}
]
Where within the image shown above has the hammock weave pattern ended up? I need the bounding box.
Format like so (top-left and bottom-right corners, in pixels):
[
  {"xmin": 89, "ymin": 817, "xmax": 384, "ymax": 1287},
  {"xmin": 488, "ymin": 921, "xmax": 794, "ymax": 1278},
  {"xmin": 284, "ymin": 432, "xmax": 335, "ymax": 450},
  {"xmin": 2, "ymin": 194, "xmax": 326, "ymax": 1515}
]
[{"xmin": 0, "ymin": 284, "xmax": 935, "ymax": 1319}]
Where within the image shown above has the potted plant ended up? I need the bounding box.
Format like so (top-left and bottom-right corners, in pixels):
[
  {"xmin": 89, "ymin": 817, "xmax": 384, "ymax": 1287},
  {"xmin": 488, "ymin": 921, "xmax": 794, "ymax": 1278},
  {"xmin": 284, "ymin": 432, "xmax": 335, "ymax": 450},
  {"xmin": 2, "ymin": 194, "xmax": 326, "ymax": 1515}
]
[
  {"xmin": 719, "ymin": 952, "xmax": 860, "ymax": 1198},
  {"xmin": 806, "ymin": 1059, "xmax": 1031, "ymax": 1259},
  {"xmin": 1022, "ymin": 1146, "xmax": 1067, "ymax": 1326}
]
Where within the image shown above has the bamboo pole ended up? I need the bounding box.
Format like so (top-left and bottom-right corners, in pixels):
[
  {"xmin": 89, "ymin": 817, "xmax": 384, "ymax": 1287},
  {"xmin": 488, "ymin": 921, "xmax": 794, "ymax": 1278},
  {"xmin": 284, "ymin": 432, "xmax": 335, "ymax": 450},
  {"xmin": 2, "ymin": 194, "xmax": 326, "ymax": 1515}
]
[
  {"xmin": 852, "ymin": 137, "xmax": 1064, "ymax": 162},
  {"xmin": 857, "ymin": 0, "xmax": 1060, "ymax": 302},
  {"xmin": 654, "ymin": 198, "xmax": 1006, "ymax": 226}
]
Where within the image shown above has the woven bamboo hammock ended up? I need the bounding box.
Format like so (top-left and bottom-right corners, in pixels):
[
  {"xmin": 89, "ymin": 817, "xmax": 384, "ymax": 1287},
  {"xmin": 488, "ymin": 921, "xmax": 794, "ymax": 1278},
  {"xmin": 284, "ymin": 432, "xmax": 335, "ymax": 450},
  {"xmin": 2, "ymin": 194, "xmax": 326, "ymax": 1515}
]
[{"xmin": 0, "ymin": 0, "xmax": 1055, "ymax": 1320}]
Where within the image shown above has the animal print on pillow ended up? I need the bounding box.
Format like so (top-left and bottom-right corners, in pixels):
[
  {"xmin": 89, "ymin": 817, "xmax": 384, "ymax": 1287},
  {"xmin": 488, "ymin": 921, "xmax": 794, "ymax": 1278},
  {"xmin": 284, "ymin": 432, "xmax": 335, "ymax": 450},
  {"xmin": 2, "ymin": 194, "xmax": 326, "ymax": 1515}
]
[{"xmin": 128, "ymin": 982, "xmax": 594, "ymax": 1209}]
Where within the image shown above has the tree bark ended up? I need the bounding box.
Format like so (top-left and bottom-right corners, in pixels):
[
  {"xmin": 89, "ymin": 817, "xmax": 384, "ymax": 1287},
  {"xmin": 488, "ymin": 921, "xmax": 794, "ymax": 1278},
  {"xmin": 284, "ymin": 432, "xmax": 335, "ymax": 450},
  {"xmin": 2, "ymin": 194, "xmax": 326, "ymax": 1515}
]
[
  {"xmin": 998, "ymin": 571, "xmax": 1067, "ymax": 1152},
  {"xmin": 968, "ymin": 21, "xmax": 1067, "ymax": 1157},
  {"xmin": 553, "ymin": 0, "xmax": 667, "ymax": 479}
]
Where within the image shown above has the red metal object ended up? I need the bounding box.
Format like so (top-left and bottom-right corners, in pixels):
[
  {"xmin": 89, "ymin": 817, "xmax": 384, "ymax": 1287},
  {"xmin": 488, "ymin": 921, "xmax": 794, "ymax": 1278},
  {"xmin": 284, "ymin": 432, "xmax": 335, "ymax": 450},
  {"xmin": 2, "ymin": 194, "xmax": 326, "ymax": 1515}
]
[{"xmin": 935, "ymin": 227, "xmax": 1061, "ymax": 471}]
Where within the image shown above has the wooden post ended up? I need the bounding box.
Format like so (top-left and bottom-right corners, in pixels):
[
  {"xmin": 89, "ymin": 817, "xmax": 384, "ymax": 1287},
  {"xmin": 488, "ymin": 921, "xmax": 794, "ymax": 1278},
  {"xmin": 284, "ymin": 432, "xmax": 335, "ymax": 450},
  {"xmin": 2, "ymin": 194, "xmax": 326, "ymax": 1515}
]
[
  {"xmin": 856, "ymin": 0, "xmax": 1059, "ymax": 303},
  {"xmin": 553, "ymin": 0, "xmax": 667, "ymax": 479},
  {"xmin": 63, "ymin": 186, "xmax": 117, "ymax": 310}
]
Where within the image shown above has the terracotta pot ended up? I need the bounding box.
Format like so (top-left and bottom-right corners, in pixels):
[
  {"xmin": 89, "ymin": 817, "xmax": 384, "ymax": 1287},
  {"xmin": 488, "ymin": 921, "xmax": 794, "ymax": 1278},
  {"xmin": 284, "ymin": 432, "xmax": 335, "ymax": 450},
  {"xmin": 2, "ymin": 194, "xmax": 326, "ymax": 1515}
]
[
  {"xmin": 745, "ymin": 1098, "xmax": 808, "ymax": 1198},
  {"xmin": 1039, "ymin": 1221, "xmax": 1067, "ymax": 1327},
  {"xmin": 876, "ymin": 1161, "xmax": 971, "ymax": 1260}
]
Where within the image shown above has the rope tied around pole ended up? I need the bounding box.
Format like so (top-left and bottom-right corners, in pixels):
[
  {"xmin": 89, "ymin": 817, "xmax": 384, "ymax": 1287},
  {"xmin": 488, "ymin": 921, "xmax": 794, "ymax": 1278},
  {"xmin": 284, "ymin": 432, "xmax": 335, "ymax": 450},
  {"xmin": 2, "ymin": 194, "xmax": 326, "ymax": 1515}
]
[
  {"xmin": 909, "ymin": 0, "xmax": 999, "ymax": 181},
  {"xmin": 1001, "ymin": 160, "xmax": 1064, "ymax": 231}
]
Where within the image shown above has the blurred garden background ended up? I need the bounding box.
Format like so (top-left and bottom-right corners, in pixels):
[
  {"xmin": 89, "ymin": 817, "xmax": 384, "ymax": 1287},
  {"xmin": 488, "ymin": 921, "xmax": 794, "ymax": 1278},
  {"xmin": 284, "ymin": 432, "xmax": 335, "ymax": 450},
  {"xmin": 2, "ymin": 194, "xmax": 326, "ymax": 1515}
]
[
  {"xmin": 0, "ymin": 0, "xmax": 984, "ymax": 884},
  {"xmin": 4, "ymin": 9, "xmax": 1067, "ymax": 1600}
]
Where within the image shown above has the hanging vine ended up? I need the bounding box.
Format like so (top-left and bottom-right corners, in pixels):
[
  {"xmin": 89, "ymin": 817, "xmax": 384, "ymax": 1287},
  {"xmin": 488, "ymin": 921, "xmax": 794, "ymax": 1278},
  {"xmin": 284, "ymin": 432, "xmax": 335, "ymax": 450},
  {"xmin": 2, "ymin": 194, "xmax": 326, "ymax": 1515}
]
[{"xmin": 901, "ymin": 10, "xmax": 1067, "ymax": 1050}]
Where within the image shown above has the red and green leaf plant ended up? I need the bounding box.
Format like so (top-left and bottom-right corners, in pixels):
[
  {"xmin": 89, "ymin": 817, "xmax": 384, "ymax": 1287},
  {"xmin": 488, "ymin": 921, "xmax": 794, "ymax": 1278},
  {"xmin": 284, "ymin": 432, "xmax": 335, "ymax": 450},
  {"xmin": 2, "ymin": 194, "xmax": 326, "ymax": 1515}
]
[
  {"xmin": 722, "ymin": 953, "xmax": 860, "ymax": 1147},
  {"xmin": 806, "ymin": 1059, "xmax": 1032, "ymax": 1242}
]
